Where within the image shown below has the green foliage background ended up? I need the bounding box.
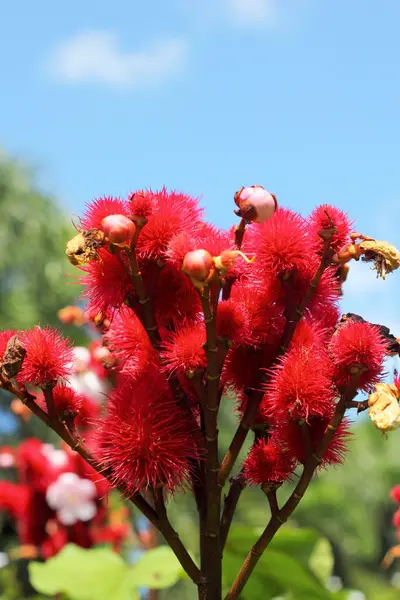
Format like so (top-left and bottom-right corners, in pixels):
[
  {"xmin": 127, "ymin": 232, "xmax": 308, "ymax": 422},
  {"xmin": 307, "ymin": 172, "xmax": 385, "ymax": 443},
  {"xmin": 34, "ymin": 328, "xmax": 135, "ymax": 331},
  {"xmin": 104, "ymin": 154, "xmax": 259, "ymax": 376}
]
[{"xmin": 0, "ymin": 151, "xmax": 82, "ymax": 335}]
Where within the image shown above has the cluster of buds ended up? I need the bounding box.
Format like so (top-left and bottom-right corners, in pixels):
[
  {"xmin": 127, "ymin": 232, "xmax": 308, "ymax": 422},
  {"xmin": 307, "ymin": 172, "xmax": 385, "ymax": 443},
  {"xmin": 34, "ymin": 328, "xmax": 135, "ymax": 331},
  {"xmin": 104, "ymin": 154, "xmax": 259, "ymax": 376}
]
[{"xmin": 182, "ymin": 249, "xmax": 255, "ymax": 290}]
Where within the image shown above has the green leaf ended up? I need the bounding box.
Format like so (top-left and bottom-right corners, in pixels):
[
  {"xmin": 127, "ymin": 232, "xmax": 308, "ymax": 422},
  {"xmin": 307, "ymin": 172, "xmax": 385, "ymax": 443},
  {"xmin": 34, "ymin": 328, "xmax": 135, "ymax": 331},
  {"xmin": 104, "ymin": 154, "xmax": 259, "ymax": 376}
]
[
  {"xmin": 309, "ymin": 538, "xmax": 334, "ymax": 584},
  {"xmin": 223, "ymin": 552, "xmax": 282, "ymax": 599},
  {"xmin": 267, "ymin": 527, "xmax": 322, "ymax": 566},
  {"xmin": 29, "ymin": 544, "xmax": 138, "ymax": 600},
  {"xmin": 262, "ymin": 549, "xmax": 333, "ymax": 599},
  {"xmin": 130, "ymin": 546, "xmax": 185, "ymax": 589},
  {"xmin": 224, "ymin": 526, "xmax": 335, "ymax": 600}
]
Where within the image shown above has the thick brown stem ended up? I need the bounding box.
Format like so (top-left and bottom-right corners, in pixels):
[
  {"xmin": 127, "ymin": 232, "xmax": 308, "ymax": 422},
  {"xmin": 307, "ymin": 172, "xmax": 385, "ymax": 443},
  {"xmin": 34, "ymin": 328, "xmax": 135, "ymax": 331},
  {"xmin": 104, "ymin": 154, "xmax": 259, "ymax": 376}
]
[
  {"xmin": 199, "ymin": 286, "xmax": 222, "ymax": 599},
  {"xmin": 224, "ymin": 378, "xmax": 358, "ymax": 600},
  {"xmin": 219, "ymin": 237, "xmax": 335, "ymax": 488}
]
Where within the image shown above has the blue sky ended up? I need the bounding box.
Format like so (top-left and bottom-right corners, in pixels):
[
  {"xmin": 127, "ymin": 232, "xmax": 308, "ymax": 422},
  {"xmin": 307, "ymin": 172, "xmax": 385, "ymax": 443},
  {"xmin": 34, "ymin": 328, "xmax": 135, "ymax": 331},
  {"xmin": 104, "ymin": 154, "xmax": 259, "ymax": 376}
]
[{"xmin": 1, "ymin": 0, "xmax": 400, "ymax": 356}]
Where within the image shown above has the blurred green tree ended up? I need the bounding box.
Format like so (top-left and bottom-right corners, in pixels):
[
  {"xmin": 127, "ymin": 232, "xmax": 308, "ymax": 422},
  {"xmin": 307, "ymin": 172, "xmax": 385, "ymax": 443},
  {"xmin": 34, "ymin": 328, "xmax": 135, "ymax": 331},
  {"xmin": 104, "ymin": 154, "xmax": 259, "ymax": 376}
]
[{"xmin": 0, "ymin": 150, "xmax": 79, "ymax": 330}]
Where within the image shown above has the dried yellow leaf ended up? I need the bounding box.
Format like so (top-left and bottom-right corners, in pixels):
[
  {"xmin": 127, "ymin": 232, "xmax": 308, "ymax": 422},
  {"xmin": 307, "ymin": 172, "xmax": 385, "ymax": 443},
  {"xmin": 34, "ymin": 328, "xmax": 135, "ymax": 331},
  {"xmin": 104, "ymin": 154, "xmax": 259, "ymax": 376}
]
[
  {"xmin": 66, "ymin": 229, "xmax": 105, "ymax": 266},
  {"xmin": 360, "ymin": 239, "xmax": 400, "ymax": 279},
  {"xmin": 368, "ymin": 382, "xmax": 400, "ymax": 431}
]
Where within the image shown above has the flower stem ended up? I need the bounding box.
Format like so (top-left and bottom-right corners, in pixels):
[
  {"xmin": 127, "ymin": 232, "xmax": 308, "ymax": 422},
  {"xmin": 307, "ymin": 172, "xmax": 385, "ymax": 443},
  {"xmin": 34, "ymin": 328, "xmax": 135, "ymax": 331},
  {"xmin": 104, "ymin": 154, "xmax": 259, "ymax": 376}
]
[
  {"xmin": 42, "ymin": 386, "xmax": 57, "ymax": 422},
  {"xmin": 224, "ymin": 378, "xmax": 358, "ymax": 600},
  {"xmin": 199, "ymin": 285, "xmax": 223, "ymax": 600},
  {"xmin": 0, "ymin": 374, "xmax": 201, "ymax": 584},
  {"xmin": 220, "ymin": 473, "xmax": 246, "ymax": 550}
]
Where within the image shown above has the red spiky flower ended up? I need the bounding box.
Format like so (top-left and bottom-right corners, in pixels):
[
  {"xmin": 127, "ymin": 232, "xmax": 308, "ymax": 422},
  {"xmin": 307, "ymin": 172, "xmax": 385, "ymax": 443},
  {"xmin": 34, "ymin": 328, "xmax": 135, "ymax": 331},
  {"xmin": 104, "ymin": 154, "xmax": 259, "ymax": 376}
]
[
  {"xmin": 136, "ymin": 188, "xmax": 203, "ymax": 261},
  {"xmin": 80, "ymin": 248, "xmax": 135, "ymax": 316},
  {"xmin": 94, "ymin": 374, "xmax": 199, "ymax": 494},
  {"xmin": 309, "ymin": 204, "xmax": 353, "ymax": 253},
  {"xmin": 105, "ymin": 306, "xmax": 156, "ymax": 379},
  {"xmin": 330, "ymin": 321, "xmax": 388, "ymax": 391},
  {"xmin": 278, "ymin": 415, "xmax": 351, "ymax": 468},
  {"xmin": 35, "ymin": 384, "xmax": 83, "ymax": 417},
  {"xmin": 243, "ymin": 437, "xmax": 296, "ymax": 485},
  {"xmin": 216, "ymin": 300, "xmax": 246, "ymax": 343},
  {"xmin": 0, "ymin": 329, "xmax": 17, "ymax": 358},
  {"xmin": 17, "ymin": 327, "xmax": 73, "ymax": 387},
  {"xmin": 243, "ymin": 208, "xmax": 315, "ymax": 278},
  {"xmin": 128, "ymin": 190, "xmax": 154, "ymax": 218},
  {"xmin": 262, "ymin": 344, "xmax": 335, "ymax": 422},
  {"xmin": 152, "ymin": 264, "xmax": 201, "ymax": 329},
  {"xmin": 161, "ymin": 323, "xmax": 207, "ymax": 378},
  {"xmin": 80, "ymin": 196, "xmax": 130, "ymax": 230}
]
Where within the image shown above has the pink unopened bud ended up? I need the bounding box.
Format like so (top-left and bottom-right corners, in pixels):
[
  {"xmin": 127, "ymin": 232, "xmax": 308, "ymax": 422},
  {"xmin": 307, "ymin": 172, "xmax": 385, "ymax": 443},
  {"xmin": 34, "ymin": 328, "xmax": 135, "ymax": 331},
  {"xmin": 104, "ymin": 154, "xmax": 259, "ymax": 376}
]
[
  {"xmin": 234, "ymin": 186, "xmax": 277, "ymax": 224},
  {"xmin": 182, "ymin": 249, "xmax": 213, "ymax": 281},
  {"xmin": 101, "ymin": 214, "xmax": 136, "ymax": 246}
]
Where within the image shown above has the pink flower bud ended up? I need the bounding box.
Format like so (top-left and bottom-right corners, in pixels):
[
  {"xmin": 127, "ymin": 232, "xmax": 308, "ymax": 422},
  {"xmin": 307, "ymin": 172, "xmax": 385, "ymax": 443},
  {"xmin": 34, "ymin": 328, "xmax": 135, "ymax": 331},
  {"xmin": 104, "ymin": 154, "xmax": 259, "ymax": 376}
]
[
  {"xmin": 101, "ymin": 214, "xmax": 136, "ymax": 246},
  {"xmin": 182, "ymin": 249, "xmax": 213, "ymax": 281},
  {"xmin": 234, "ymin": 186, "xmax": 277, "ymax": 224}
]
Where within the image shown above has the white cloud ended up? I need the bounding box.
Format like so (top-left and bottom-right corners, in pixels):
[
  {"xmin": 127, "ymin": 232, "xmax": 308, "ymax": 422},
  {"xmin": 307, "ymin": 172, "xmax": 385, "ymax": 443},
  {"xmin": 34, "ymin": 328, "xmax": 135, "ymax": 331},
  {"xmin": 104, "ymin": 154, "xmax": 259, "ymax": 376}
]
[
  {"xmin": 226, "ymin": 0, "xmax": 278, "ymax": 26},
  {"xmin": 47, "ymin": 31, "xmax": 188, "ymax": 88}
]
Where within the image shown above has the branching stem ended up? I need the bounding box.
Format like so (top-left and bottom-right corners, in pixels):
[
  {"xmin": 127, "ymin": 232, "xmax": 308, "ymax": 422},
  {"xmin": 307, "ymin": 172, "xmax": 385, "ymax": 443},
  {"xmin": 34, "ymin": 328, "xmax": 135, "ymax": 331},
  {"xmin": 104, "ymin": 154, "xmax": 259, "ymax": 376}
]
[
  {"xmin": 224, "ymin": 377, "xmax": 359, "ymax": 599},
  {"xmin": 0, "ymin": 374, "xmax": 201, "ymax": 584}
]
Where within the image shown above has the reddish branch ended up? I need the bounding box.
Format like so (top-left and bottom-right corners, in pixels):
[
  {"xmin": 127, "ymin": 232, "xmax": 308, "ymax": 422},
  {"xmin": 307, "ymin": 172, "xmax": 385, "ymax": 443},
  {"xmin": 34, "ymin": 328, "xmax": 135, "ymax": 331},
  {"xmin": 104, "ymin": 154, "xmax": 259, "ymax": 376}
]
[
  {"xmin": 220, "ymin": 473, "xmax": 246, "ymax": 550},
  {"xmin": 126, "ymin": 251, "xmax": 161, "ymax": 346},
  {"xmin": 218, "ymin": 236, "xmax": 335, "ymax": 488},
  {"xmin": 0, "ymin": 374, "xmax": 201, "ymax": 584},
  {"xmin": 222, "ymin": 218, "xmax": 246, "ymax": 301},
  {"xmin": 42, "ymin": 385, "xmax": 57, "ymax": 422},
  {"xmin": 224, "ymin": 377, "xmax": 359, "ymax": 600},
  {"xmin": 199, "ymin": 285, "xmax": 223, "ymax": 599}
]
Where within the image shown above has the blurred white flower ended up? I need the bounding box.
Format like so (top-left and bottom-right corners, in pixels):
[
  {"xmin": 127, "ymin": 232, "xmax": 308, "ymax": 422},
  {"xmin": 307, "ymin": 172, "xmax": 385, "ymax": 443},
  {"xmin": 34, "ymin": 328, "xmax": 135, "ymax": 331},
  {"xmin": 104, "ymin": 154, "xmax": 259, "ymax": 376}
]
[
  {"xmin": 348, "ymin": 592, "xmax": 366, "ymax": 600},
  {"xmin": 46, "ymin": 472, "xmax": 97, "ymax": 525},
  {"xmin": 41, "ymin": 443, "xmax": 69, "ymax": 468},
  {"xmin": 72, "ymin": 346, "xmax": 92, "ymax": 373},
  {"xmin": 69, "ymin": 370, "xmax": 107, "ymax": 401},
  {"xmin": 0, "ymin": 452, "xmax": 14, "ymax": 468},
  {"xmin": 0, "ymin": 552, "xmax": 9, "ymax": 569}
]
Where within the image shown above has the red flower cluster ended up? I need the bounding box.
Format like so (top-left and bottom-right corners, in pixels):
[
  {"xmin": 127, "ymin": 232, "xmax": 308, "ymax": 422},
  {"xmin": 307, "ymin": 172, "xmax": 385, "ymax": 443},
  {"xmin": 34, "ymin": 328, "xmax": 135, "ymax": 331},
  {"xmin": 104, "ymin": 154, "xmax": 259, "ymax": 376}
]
[
  {"xmin": 95, "ymin": 373, "xmax": 199, "ymax": 494},
  {"xmin": 244, "ymin": 438, "xmax": 295, "ymax": 486},
  {"xmin": 0, "ymin": 187, "xmax": 394, "ymax": 500},
  {"xmin": 0, "ymin": 438, "xmax": 129, "ymax": 558}
]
